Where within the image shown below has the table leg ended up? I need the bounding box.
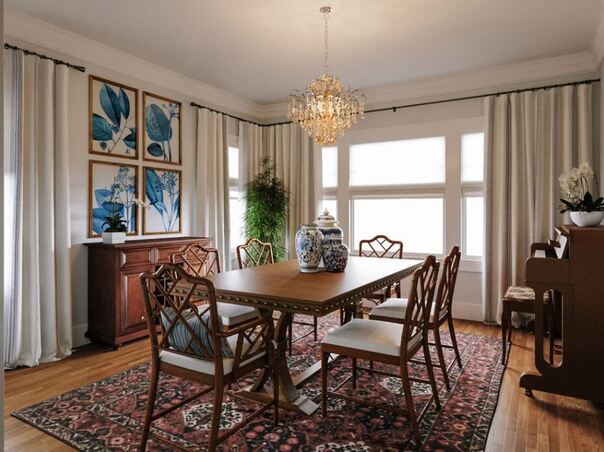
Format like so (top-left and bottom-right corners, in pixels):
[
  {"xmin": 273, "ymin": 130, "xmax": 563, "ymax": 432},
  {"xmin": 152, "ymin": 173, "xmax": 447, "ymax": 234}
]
[{"xmin": 238, "ymin": 312, "xmax": 320, "ymax": 415}]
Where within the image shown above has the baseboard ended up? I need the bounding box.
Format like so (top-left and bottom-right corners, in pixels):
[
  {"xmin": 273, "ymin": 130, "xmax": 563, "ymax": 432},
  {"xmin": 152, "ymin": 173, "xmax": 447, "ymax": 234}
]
[
  {"xmin": 451, "ymin": 301, "xmax": 483, "ymax": 321},
  {"xmin": 72, "ymin": 323, "xmax": 90, "ymax": 348}
]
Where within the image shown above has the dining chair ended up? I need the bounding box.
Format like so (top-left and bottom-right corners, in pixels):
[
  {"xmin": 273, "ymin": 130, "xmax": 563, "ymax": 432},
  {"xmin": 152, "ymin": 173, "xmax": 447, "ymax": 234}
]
[
  {"xmin": 341, "ymin": 235, "xmax": 404, "ymax": 324},
  {"xmin": 369, "ymin": 246, "xmax": 462, "ymax": 390},
  {"xmin": 171, "ymin": 243, "xmax": 258, "ymax": 328},
  {"xmin": 321, "ymin": 255, "xmax": 441, "ymax": 444},
  {"xmin": 139, "ymin": 263, "xmax": 279, "ymax": 452},
  {"xmin": 236, "ymin": 238, "xmax": 318, "ymax": 355}
]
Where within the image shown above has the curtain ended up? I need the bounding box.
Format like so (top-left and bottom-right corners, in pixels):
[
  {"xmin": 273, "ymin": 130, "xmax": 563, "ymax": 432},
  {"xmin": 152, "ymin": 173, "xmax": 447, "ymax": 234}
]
[
  {"xmin": 195, "ymin": 108, "xmax": 230, "ymax": 266},
  {"xmin": 263, "ymin": 123, "xmax": 316, "ymax": 257},
  {"xmin": 4, "ymin": 49, "xmax": 72, "ymax": 368},
  {"xmin": 239, "ymin": 121, "xmax": 263, "ymax": 186},
  {"xmin": 483, "ymin": 84, "xmax": 595, "ymax": 323}
]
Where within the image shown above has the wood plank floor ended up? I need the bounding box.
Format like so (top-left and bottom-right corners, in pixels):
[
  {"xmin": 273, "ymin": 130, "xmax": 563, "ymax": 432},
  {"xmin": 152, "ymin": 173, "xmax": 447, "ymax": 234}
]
[{"xmin": 4, "ymin": 320, "xmax": 604, "ymax": 451}]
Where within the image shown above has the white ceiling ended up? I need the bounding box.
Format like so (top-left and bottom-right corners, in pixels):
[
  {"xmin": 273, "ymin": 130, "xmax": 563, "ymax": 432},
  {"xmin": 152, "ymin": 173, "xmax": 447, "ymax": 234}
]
[{"xmin": 6, "ymin": 0, "xmax": 604, "ymax": 105}]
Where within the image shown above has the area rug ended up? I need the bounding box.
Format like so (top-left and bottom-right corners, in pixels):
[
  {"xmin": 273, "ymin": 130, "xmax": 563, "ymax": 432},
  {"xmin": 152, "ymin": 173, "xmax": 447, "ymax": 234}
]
[{"xmin": 13, "ymin": 316, "xmax": 506, "ymax": 451}]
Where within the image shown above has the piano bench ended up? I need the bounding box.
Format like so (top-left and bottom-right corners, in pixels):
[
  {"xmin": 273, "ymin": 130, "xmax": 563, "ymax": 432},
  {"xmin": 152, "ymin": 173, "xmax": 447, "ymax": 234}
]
[{"xmin": 501, "ymin": 286, "xmax": 554, "ymax": 364}]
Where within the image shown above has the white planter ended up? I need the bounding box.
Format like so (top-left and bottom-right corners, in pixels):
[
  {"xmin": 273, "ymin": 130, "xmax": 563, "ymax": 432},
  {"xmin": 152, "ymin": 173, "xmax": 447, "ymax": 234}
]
[
  {"xmin": 569, "ymin": 211, "xmax": 604, "ymax": 227},
  {"xmin": 102, "ymin": 232, "xmax": 126, "ymax": 244}
]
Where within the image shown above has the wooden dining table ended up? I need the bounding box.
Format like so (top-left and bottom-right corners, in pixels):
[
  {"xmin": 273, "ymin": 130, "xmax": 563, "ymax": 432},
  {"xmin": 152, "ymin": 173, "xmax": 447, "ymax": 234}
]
[{"xmin": 196, "ymin": 256, "xmax": 422, "ymax": 415}]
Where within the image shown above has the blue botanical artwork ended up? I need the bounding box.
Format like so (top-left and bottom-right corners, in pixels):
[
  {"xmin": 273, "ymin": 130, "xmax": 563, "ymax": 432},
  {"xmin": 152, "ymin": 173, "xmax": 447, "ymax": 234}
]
[
  {"xmin": 89, "ymin": 161, "xmax": 138, "ymax": 237},
  {"xmin": 90, "ymin": 76, "xmax": 138, "ymax": 158},
  {"xmin": 143, "ymin": 167, "xmax": 181, "ymax": 234},
  {"xmin": 143, "ymin": 92, "xmax": 181, "ymax": 164}
]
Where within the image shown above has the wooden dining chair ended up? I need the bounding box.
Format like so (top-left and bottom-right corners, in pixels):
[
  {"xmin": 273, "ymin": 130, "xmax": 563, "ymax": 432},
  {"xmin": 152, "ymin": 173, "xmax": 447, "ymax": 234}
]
[
  {"xmin": 321, "ymin": 255, "xmax": 441, "ymax": 444},
  {"xmin": 341, "ymin": 235, "xmax": 403, "ymax": 324},
  {"xmin": 236, "ymin": 238, "xmax": 318, "ymax": 355},
  {"xmin": 139, "ymin": 263, "xmax": 279, "ymax": 451},
  {"xmin": 171, "ymin": 243, "xmax": 258, "ymax": 328},
  {"xmin": 369, "ymin": 246, "xmax": 462, "ymax": 390}
]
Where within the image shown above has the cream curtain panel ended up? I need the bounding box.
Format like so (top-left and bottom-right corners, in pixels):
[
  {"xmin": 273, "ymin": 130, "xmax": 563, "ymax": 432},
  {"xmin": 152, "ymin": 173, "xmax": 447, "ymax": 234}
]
[
  {"xmin": 263, "ymin": 123, "xmax": 316, "ymax": 258},
  {"xmin": 483, "ymin": 84, "xmax": 595, "ymax": 323},
  {"xmin": 195, "ymin": 109, "xmax": 230, "ymax": 266},
  {"xmin": 3, "ymin": 49, "xmax": 72, "ymax": 368}
]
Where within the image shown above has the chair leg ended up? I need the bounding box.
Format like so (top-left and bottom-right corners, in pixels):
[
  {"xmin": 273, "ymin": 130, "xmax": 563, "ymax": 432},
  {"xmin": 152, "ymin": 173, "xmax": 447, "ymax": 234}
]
[
  {"xmin": 321, "ymin": 351, "xmax": 329, "ymax": 417},
  {"xmin": 313, "ymin": 316, "xmax": 318, "ymax": 341},
  {"xmin": 288, "ymin": 320, "xmax": 293, "ymax": 356},
  {"xmin": 351, "ymin": 357, "xmax": 357, "ymax": 389},
  {"xmin": 208, "ymin": 382, "xmax": 224, "ymax": 451},
  {"xmin": 433, "ymin": 325, "xmax": 450, "ymax": 391},
  {"xmin": 447, "ymin": 316, "xmax": 462, "ymax": 369},
  {"xmin": 139, "ymin": 363, "xmax": 159, "ymax": 452},
  {"xmin": 423, "ymin": 340, "xmax": 441, "ymax": 410},
  {"xmin": 501, "ymin": 305, "xmax": 509, "ymax": 364},
  {"xmin": 272, "ymin": 349, "xmax": 280, "ymax": 426},
  {"xmin": 400, "ymin": 362, "xmax": 420, "ymax": 444}
]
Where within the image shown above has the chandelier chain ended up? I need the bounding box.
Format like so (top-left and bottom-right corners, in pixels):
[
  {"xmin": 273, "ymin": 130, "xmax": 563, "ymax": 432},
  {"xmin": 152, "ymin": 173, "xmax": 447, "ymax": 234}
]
[{"xmin": 323, "ymin": 8, "xmax": 329, "ymax": 74}]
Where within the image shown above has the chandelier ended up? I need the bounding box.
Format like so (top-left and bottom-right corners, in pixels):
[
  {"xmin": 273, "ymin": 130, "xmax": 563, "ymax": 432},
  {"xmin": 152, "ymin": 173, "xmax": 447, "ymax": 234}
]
[{"xmin": 288, "ymin": 6, "xmax": 365, "ymax": 146}]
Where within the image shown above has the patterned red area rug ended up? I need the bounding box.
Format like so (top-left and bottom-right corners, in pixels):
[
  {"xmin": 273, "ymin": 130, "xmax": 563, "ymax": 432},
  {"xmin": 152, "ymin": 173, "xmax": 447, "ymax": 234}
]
[{"xmin": 13, "ymin": 316, "xmax": 506, "ymax": 451}]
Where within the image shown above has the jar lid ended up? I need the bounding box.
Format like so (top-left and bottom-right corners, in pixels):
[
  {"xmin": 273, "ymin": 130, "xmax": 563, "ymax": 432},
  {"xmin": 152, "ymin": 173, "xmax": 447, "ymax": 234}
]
[{"xmin": 315, "ymin": 209, "xmax": 338, "ymax": 228}]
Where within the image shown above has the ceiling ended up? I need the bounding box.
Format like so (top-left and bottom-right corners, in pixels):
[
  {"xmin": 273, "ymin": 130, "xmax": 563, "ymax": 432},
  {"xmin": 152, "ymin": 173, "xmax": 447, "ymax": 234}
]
[{"xmin": 6, "ymin": 0, "xmax": 604, "ymax": 105}]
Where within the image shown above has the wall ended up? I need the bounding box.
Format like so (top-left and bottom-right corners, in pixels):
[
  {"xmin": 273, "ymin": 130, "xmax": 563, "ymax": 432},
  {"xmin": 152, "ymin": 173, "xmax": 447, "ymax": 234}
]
[{"xmin": 1, "ymin": 0, "xmax": 6, "ymax": 444}]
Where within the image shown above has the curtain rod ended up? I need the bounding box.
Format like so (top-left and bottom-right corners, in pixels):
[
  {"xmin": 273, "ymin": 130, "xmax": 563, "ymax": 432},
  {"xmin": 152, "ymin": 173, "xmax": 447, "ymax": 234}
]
[
  {"xmin": 191, "ymin": 78, "xmax": 600, "ymax": 127},
  {"xmin": 4, "ymin": 43, "xmax": 86, "ymax": 73}
]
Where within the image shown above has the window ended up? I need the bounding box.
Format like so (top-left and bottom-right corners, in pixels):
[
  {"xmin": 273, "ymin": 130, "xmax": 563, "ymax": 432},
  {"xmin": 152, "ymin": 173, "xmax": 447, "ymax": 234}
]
[
  {"xmin": 318, "ymin": 119, "xmax": 485, "ymax": 263},
  {"xmin": 461, "ymin": 133, "xmax": 485, "ymax": 258},
  {"xmin": 350, "ymin": 137, "xmax": 445, "ymax": 186},
  {"xmin": 353, "ymin": 198, "xmax": 443, "ymax": 254},
  {"xmin": 228, "ymin": 145, "xmax": 245, "ymax": 249}
]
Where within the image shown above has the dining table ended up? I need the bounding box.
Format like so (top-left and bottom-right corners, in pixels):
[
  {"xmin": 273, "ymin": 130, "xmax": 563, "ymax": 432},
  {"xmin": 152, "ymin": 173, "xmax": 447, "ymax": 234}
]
[{"xmin": 195, "ymin": 256, "xmax": 423, "ymax": 415}]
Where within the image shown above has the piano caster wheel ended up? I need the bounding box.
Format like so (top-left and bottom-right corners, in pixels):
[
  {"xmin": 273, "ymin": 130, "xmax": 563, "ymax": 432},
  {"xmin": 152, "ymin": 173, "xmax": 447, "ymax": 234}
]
[{"xmin": 524, "ymin": 388, "xmax": 534, "ymax": 398}]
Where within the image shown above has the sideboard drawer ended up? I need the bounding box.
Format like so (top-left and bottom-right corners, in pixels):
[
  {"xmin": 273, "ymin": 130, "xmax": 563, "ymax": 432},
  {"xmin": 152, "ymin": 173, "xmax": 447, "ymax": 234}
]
[
  {"xmin": 156, "ymin": 246, "xmax": 185, "ymax": 264},
  {"xmin": 120, "ymin": 249, "xmax": 153, "ymax": 268}
]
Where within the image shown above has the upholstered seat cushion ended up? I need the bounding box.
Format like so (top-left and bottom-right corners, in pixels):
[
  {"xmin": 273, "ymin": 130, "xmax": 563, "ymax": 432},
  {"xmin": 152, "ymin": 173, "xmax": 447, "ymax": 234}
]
[
  {"xmin": 217, "ymin": 303, "xmax": 258, "ymax": 326},
  {"xmin": 503, "ymin": 286, "xmax": 550, "ymax": 302},
  {"xmin": 369, "ymin": 298, "xmax": 443, "ymax": 323},
  {"xmin": 322, "ymin": 319, "xmax": 421, "ymax": 356},
  {"xmin": 160, "ymin": 334, "xmax": 265, "ymax": 376}
]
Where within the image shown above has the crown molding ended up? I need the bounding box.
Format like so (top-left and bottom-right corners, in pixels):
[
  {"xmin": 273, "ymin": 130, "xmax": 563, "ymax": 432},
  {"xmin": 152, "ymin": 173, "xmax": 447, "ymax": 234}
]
[
  {"xmin": 257, "ymin": 51, "xmax": 600, "ymax": 122},
  {"xmin": 4, "ymin": 9, "xmax": 263, "ymax": 119}
]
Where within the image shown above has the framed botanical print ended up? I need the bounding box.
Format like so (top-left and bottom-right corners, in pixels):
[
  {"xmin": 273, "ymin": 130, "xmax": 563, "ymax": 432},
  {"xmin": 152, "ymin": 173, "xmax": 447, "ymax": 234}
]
[
  {"xmin": 89, "ymin": 75, "xmax": 138, "ymax": 159},
  {"xmin": 143, "ymin": 92, "xmax": 182, "ymax": 165},
  {"xmin": 88, "ymin": 161, "xmax": 138, "ymax": 237},
  {"xmin": 143, "ymin": 166, "xmax": 182, "ymax": 234}
]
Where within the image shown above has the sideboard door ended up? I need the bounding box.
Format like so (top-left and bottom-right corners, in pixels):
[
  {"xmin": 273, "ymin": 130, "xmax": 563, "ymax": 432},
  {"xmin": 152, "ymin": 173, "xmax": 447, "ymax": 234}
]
[{"xmin": 120, "ymin": 266, "xmax": 152, "ymax": 335}]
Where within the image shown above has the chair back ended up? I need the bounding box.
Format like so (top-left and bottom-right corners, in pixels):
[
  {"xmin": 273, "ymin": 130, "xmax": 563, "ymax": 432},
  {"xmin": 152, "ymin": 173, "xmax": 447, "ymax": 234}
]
[
  {"xmin": 236, "ymin": 238, "xmax": 274, "ymax": 269},
  {"xmin": 170, "ymin": 243, "xmax": 221, "ymax": 277},
  {"xmin": 433, "ymin": 246, "xmax": 461, "ymax": 321},
  {"xmin": 140, "ymin": 263, "xmax": 224, "ymax": 361},
  {"xmin": 401, "ymin": 255, "xmax": 439, "ymax": 355},
  {"xmin": 359, "ymin": 235, "xmax": 403, "ymax": 259}
]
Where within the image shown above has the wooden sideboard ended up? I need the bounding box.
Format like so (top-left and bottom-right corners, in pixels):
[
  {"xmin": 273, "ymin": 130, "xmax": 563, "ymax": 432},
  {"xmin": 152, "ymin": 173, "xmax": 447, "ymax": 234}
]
[{"xmin": 85, "ymin": 237, "xmax": 211, "ymax": 347}]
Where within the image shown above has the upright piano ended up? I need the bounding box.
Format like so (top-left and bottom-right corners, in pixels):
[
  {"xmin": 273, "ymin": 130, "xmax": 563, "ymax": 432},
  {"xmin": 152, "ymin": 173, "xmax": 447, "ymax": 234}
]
[{"xmin": 521, "ymin": 225, "xmax": 604, "ymax": 402}]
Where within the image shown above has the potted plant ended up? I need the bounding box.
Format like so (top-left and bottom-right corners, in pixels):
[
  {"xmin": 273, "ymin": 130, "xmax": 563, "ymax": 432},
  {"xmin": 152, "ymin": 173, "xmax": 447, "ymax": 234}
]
[
  {"xmin": 101, "ymin": 212, "xmax": 128, "ymax": 244},
  {"xmin": 244, "ymin": 157, "xmax": 289, "ymax": 261},
  {"xmin": 559, "ymin": 162, "xmax": 604, "ymax": 227}
]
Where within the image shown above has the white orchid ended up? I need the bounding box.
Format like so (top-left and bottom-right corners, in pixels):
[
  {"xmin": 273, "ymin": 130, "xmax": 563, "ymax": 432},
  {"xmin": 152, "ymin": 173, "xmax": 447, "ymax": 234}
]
[{"xmin": 559, "ymin": 163, "xmax": 604, "ymax": 213}]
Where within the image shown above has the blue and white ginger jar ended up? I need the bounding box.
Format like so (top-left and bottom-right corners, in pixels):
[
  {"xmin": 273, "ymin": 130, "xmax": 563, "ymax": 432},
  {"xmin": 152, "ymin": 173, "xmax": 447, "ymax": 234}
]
[
  {"xmin": 323, "ymin": 238, "xmax": 349, "ymax": 272},
  {"xmin": 295, "ymin": 224, "xmax": 324, "ymax": 273}
]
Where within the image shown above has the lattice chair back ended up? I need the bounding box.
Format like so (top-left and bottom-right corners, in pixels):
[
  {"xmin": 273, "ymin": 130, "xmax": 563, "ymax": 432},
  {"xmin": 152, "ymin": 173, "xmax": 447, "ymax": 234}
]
[
  {"xmin": 433, "ymin": 246, "xmax": 461, "ymax": 320},
  {"xmin": 359, "ymin": 235, "xmax": 403, "ymax": 259},
  {"xmin": 139, "ymin": 263, "xmax": 271, "ymax": 377},
  {"xmin": 236, "ymin": 238, "xmax": 274, "ymax": 269},
  {"xmin": 170, "ymin": 243, "xmax": 221, "ymax": 278},
  {"xmin": 401, "ymin": 255, "xmax": 439, "ymax": 354}
]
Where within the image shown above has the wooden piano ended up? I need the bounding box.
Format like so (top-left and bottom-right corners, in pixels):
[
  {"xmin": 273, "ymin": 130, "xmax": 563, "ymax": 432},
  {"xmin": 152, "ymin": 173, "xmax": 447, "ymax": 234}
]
[{"xmin": 521, "ymin": 225, "xmax": 604, "ymax": 402}]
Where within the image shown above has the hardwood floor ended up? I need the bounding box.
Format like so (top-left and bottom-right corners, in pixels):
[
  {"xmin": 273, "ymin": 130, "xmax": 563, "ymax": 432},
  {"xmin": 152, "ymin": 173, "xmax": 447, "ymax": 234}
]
[{"xmin": 4, "ymin": 320, "xmax": 604, "ymax": 451}]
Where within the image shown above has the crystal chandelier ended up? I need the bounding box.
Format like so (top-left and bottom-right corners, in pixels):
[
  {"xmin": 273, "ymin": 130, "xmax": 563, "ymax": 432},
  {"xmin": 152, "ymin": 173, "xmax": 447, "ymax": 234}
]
[{"xmin": 288, "ymin": 6, "xmax": 365, "ymax": 146}]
